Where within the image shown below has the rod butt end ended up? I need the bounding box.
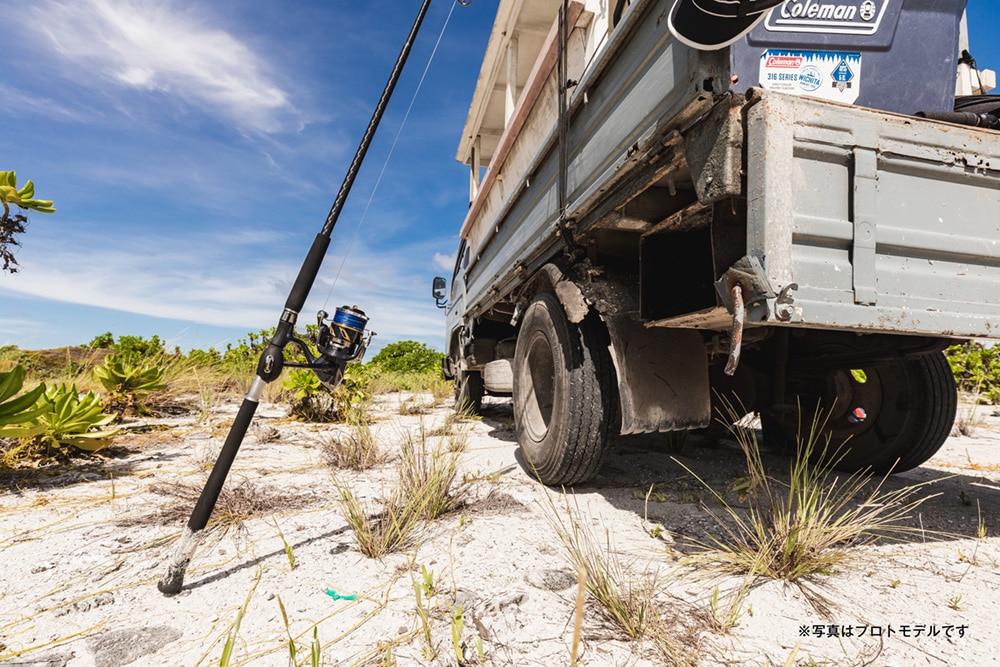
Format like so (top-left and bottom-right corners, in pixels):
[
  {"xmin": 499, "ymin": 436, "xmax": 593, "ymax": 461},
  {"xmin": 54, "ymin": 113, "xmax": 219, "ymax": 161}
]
[{"xmin": 157, "ymin": 527, "xmax": 199, "ymax": 596}]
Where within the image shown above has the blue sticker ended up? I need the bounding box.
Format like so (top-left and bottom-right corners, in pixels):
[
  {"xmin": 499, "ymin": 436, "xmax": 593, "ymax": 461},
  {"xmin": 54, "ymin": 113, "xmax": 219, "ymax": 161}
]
[{"xmin": 832, "ymin": 59, "xmax": 854, "ymax": 83}]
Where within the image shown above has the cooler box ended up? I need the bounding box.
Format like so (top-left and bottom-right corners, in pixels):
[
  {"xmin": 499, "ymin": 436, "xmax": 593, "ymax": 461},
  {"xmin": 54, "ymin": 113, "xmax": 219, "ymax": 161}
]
[{"xmin": 730, "ymin": 0, "xmax": 967, "ymax": 115}]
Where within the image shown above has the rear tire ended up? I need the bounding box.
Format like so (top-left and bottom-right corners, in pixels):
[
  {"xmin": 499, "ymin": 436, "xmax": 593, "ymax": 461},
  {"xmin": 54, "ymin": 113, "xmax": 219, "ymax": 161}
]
[
  {"xmin": 765, "ymin": 347, "xmax": 957, "ymax": 474},
  {"xmin": 454, "ymin": 370, "xmax": 484, "ymax": 414},
  {"xmin": 512, "ymin": 291, "xmax": 616, "ymax": 485}
]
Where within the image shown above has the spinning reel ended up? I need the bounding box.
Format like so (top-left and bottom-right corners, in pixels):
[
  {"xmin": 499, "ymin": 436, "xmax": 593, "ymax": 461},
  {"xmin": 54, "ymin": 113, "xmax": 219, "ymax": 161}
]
[{"xmin": 285, "ymin": 305, "xmax": 374, "ymax": 390}]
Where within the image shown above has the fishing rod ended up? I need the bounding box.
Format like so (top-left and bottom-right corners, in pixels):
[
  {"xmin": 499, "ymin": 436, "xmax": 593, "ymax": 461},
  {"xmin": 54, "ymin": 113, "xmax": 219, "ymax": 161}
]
[{"xmin": 158, "ymin": 0, "xmax": 435, "ymax": 595}]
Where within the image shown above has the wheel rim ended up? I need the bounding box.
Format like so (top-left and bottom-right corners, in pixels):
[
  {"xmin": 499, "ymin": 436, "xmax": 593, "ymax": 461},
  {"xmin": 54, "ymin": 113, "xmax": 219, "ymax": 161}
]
[
  {"xmin": 522, "ymin": 330, "xmax": 555, "ymax": 443},
  {"xmin": 816, "ymin": 365, "xmax": 887, "ymax": 445},
  {"xmin": 776, "ymin": 342, "xmax": 918, "ymax": 470}
]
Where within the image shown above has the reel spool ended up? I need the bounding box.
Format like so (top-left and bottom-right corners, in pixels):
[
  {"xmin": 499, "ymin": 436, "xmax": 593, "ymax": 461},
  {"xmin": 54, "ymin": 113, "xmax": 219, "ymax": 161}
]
[
  {"xmin": 299, "ymin": 305, "xmax": 374, "ymax": 390},
  {"xmin": 317, "ymin": 305, "xmax": 371, "ymax": 362}
]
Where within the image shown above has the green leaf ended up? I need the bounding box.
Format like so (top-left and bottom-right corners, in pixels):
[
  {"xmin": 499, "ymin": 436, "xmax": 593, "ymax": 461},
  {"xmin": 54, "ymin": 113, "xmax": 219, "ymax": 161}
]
[
  {"xmin": 0, "ymin": 366, "xmax": 25, "ymax": 402},
  {"xmin": 1, "ymin": 383, "xmax": 48, "ymax": 415},
  {"xmin": 0, "ymin": 367, "xmax": 51, "ymax": 429},
  {"xmin": 0, "ymin": 423, "xmax": 46, "ymax": 438},
  {"xmin": 0, "ymin": 171, "xmax": 55, "ymax": 213}
]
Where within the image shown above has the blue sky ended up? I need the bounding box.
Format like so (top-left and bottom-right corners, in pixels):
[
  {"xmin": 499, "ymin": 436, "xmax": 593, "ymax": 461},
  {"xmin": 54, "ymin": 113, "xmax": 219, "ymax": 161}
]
[
  {"xmin": 2, "ymin": 1, "xmax": 999, "ymax": 356},
  {"xmin": 1, "ymin": 0, "xmax": 494, "ymax": 355}
]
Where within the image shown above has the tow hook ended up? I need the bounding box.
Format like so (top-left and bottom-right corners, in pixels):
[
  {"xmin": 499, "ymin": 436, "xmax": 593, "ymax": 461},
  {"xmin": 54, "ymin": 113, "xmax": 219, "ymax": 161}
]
[{"xmin": 724, "ymin": 283, "xmax": 745, "ymax": 376}]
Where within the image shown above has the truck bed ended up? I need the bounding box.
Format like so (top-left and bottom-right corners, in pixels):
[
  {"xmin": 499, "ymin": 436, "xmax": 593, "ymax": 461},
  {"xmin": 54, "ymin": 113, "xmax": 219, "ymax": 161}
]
[{"xmin": 458, "ymin": 0, "xmax": 1000, "ymax": 342}]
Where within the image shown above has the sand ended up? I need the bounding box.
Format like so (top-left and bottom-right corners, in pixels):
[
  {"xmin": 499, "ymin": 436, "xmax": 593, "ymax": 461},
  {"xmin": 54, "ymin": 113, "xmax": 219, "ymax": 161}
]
[{"xmin": 1, "ymin": 393, "xmax": 998, "ymax": 666}]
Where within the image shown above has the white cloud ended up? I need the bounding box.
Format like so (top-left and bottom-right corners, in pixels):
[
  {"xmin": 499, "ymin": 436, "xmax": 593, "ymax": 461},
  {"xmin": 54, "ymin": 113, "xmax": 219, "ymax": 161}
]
[
  {"xmin": 5, "ymin": 225, "xmax": 451, "ymax": 352},
  {"xmin": 433, "ymin": 252, "xmax": 455, "ymax": 272},
  {"xmin": 30, "ymin": 0, "xmax": 295, "ymax": 133}
]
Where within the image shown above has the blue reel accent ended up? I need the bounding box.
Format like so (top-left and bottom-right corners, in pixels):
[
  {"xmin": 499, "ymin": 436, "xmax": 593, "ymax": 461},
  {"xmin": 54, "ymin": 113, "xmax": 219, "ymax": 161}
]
[{"xmin": 332, "ymin": 306, "xmax": 368, "ymax": 332}]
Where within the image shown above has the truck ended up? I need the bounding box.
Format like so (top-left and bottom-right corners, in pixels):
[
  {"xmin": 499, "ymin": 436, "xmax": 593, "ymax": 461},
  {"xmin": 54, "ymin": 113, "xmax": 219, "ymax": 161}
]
[{"xmin": 432, "ymin": 0, "xmax": 1000, "ymax": 486}]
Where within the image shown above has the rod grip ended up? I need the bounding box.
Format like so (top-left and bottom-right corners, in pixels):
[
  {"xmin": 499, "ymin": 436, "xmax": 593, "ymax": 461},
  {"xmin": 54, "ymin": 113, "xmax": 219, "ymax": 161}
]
[
  {"xmin": 186, "ymin": 397, "xmax": 259, "ymax": 531},
  {"xmin": 285, "ymin": 234, "xmax": 331, "ymax": 313}
]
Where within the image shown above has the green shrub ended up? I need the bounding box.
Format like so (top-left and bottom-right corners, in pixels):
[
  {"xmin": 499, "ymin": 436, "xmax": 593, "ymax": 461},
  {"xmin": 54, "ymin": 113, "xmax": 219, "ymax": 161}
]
[
  {"xmin": 115, "ymin": 334, "xmax": 166, "ymax": 360},
  {"xmin": 185, "ymin": 347, "xmax": 223, "ymax": 368},
  {"xmin": 946, "ymin": 341, "xmax": 1000, "ymax": 404},
  {"xmin": 368, "ymin": 341, "xmax": 443, "ymax": 375},
  {"xmin": 86, "ymin": 332, "xmax": 167, "ymax": 362},
  {"xmin": 87, "ymin": 332, "xmax": 115, "ymax": 349},
  {"xmin": 335, "ymin": 365, "xmax": 371, "ymax": 414},
  {"xmin": 221, "ymin": 328, "xmax": 274, "ymax": 372},
  {"xmin": 283, "ymin": 369, "xmax": 328, "ymax": 421},
  {"xmin": 283, "ymin": 365, "xmax": 369, "ymax": 422}
]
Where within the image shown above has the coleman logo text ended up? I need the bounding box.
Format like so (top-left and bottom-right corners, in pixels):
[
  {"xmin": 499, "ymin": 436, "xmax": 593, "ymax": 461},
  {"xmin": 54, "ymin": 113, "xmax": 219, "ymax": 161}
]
[
  {"xmin": 779, "ymin": 0, "xmax": 860, "ymax": 21},
  {"xmin": 766, "ymin": 55, "xmax": 804, "ymax": 68},
  {"xmin": 764, "ymin": 0, "xmax": 889, "ymax": 36}
]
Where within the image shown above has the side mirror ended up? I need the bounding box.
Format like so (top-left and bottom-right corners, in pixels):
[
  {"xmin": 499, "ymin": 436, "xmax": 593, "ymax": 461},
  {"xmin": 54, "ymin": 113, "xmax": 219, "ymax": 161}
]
[{"xmin": 432, "ymin": 276, "xmax": 447, "ymax": 308}]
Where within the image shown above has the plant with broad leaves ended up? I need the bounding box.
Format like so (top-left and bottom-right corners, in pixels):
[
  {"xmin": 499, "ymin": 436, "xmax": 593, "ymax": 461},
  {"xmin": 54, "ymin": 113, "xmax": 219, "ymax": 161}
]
[
  {"xmin": 30, "ymin": 383, "xmax": 118, "ymax": 454},
  {"xmin": 0, "ymin": 170, "xmax": 55, "ymax": 273},
  {"xmin": 93, "ymin": 353, "xmax": 167, "ymax": 415},
  {"xmin": 0, "ymin": 365, "xmax": 50, "ymax": 439},
  {"xmin": 283, "ymin": 365, "xmax": 369, "ymax": 422},
  {"xmin": 283, "ymin": 368, "xmax": 322, "ymax": 400},
  {"xmin": 0, "ymin": 171, "xmax": 55, "ymax": 216},
  {"xmin": 283, "ymin": 369, "xmax": 333, "ymax": 421}
]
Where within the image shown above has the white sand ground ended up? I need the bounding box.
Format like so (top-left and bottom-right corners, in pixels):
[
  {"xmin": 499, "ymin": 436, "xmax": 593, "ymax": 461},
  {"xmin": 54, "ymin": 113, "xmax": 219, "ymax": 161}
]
[{"xmin": 1, "ymin": 393, "xmax": 999, "ymax": 667}]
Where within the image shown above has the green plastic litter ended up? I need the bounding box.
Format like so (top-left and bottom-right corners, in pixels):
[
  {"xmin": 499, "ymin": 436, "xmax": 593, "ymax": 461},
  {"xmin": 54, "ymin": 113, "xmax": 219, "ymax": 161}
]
[{"xmin": 325, "ymin": 589, "xmax": 358, "ymax": 601}]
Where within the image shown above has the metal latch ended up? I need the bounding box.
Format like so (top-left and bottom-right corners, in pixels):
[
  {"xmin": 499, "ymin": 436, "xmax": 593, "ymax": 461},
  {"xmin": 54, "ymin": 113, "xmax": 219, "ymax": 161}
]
[{"xmin": 714, "ymin": 256, "xmax": 775, "ymax": 375}]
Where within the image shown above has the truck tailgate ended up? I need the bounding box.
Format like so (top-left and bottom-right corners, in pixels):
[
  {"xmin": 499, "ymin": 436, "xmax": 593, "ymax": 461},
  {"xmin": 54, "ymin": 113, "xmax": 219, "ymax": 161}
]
[{"xmin": 747, "ymin": 91, "xmax": 1000, "ymax": 339}]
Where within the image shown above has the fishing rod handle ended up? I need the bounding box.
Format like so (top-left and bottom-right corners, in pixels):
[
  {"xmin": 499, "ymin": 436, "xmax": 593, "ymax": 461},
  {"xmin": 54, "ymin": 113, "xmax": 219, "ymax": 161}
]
[{"xmin": 156, "ymin": 377, "xmax": 265, "ymax": 595}]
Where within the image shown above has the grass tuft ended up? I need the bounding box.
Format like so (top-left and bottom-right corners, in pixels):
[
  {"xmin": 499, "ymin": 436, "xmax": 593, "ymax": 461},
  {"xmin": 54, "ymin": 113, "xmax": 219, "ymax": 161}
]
[
  {"xmin": 680, "ymin": 397, "xmax": 939, "ymax": 582},
  {"xmin": 399, "ymin": 429, "xmax": 466, "ymax": 521},
  {"xmin": 547, "ymin": 495, "xmax": 660, "ymax": 639},
  {"xmin": 321, "ymin": 409, "xmax": 389, "ymax": 471},
  {"xmin": 542, "ymin": 493, "xmax": 698, "ymax": 665},
  {"xmin": 333, "ymin": 480, "xmax": 426, "ymax": 559},
  {"xmin": 335, "ymin": 426, "xmax": 469, "ymax": 558}
]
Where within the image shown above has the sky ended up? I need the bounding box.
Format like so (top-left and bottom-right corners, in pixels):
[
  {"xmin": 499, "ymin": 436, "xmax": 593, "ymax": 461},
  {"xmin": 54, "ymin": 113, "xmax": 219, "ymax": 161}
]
[{"xmin": 2, "ymin": 0, "xmax": 999, "ymax": 357}]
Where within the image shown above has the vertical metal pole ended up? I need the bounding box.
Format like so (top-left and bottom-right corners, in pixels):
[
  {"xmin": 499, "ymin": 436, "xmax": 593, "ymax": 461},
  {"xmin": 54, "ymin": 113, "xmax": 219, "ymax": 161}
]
[{"xmin": 557, "ymin": 0, "xmax": 569, "ymax": 223}]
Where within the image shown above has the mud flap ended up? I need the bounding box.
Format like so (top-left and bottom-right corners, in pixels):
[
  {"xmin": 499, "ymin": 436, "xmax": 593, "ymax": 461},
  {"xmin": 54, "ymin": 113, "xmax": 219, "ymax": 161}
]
[{"xmin": 603, "ymin": 316, "xmax": 711, "ymax": 435}]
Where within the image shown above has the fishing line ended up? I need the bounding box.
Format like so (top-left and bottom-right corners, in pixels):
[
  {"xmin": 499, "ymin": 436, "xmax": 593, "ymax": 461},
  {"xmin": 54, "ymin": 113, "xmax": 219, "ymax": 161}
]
[{"xmin": 322, "ymin": 0, "xmax": 462, "ymax": 310}]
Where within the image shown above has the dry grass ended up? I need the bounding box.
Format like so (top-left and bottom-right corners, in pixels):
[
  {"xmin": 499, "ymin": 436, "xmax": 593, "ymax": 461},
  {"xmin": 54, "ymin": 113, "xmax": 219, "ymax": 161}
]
[
  {"xmin": 543, "ymin": 493, "xmax": 699, "ymax": 665},
  {"xmin": 121, "ymin": 479, "xmax": 317, "ymax": 532},
  {"xmin": 680, "ymin": 399, "xmax": 940, "ymax": 582},
  {"xmin": 333, "ymin": 480, "xmax": 427, "ymax": 559},
  {"xmin": 335, "ymin": 427, "xmax": 469, "ymax": 559},
  {"xmin": 157, "ymin": 356, "xmax": 248, "ymax": 415},
  {"xmin": 364, "ymin": 371, "xmax": 452, "ymax": 403},
  {"xmin": 398, "ymin": 430, "xmax": 467, "ymax": 521},
  {"xmin": 321, "ymin": 410, "xmax": 389, "ymax": 471}
]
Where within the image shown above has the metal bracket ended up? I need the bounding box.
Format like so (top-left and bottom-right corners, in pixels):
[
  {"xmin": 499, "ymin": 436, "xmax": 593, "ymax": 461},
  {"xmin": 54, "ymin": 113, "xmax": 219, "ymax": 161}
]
[
  {"xmin": 852, "ymin": 146, "xmax": 878, "ymax": 305},
  {"xmin": 714, "ymin": 255, "xmax": 775, "ymax": 322}
]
